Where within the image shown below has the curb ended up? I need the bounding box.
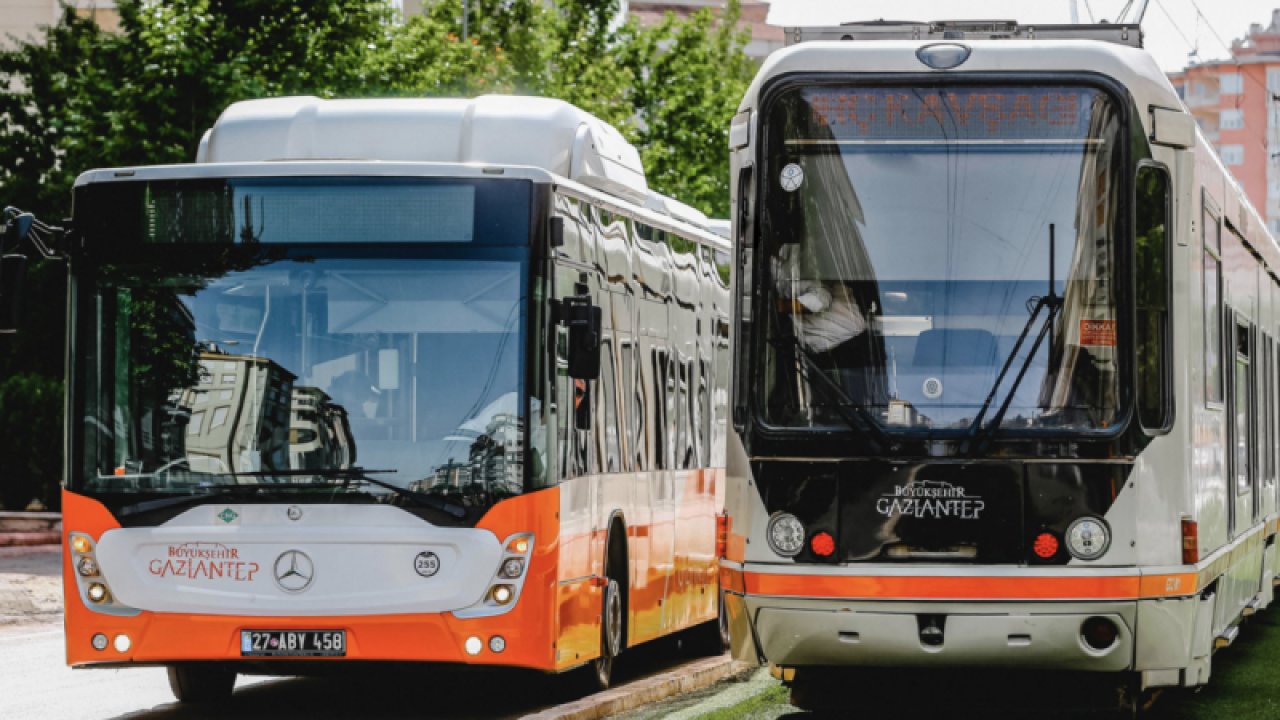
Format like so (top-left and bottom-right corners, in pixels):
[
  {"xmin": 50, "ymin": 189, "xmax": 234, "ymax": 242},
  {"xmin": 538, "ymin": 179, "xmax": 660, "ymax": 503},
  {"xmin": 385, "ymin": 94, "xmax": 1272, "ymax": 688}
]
[
  {"xmin": 521, "ymin": 655, "xmax": 755, "ymax": 720},
  {"xmin": 0, "ymin": 512, "xmax": 61, "ymax": 533},
  {"xmin": 0, "ymin": 532, "xmax": 60, "ymax": 547}
]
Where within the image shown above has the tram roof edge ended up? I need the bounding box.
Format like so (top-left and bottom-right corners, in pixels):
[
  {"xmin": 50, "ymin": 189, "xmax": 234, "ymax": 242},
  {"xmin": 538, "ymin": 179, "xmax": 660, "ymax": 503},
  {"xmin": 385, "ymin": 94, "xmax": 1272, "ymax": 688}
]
[
  {"xmin": 738, "ymin": 39, "xmax": 1176, "ymax": 116},
  {"xmin": 194, "ymin": 95, "xmax": 650, "ymax": 206},
  {"xmin": 785, "ymin": 21, "xmax": 1143, "ymax": 48}
]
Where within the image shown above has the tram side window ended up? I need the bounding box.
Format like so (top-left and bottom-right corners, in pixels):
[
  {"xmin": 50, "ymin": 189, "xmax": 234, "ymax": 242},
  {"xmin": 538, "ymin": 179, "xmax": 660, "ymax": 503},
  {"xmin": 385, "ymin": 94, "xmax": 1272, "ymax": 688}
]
[
  {"xmin": 1136, "ymin": 165, "xmax": 1172, "ymax": 430},
  {"xmin": 1204, "ymin": 207, "xmax": 1224, "ymax": 405},
  {"xmin": 1236, "ymin": 321, "xmax": 1252, "ymax": 496}
]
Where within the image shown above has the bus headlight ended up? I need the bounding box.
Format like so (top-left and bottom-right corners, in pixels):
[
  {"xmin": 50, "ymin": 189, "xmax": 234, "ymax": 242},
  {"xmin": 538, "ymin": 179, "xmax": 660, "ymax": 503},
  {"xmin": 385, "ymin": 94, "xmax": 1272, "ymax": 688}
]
[
  {"xmin": 87, "ymin": 583, "xmax": 109, "ymax": 603},
  {"xmin": 499, "ymin": 558, "xmax": 524, "ymax": 579},
  {"xmin": 1066, "ymin": 517, "xmax": 1110, "ymax": 561},
  {"xmin": 77, "ymin": 556, "xmax": 100, "ymax": 577},
  {"xmin": 767, "ymin": 513, "xmax": 806, "ymax": 557},
  {"xmin": 490, "ymin": 585, "xmax": 515, "ymax": 605}
]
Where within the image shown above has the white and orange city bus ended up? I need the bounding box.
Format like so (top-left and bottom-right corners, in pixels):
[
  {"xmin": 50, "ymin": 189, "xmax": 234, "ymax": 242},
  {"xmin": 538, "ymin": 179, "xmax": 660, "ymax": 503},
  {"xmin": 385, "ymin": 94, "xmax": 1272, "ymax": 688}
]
[{"xmin": 4, "ymin": 95, "xmax": 733, "ymax": 701}]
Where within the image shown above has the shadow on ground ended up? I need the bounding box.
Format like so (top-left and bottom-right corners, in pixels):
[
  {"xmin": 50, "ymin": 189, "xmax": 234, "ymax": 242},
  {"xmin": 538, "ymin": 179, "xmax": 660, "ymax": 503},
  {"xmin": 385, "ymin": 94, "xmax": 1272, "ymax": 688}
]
[
  {"xmin": 766, "ymin": 613, "xmax": 1280, "ymax": 720},
  {"xmin": 109, "ymin": 633, "xmax": 713, "ymax": 720}
]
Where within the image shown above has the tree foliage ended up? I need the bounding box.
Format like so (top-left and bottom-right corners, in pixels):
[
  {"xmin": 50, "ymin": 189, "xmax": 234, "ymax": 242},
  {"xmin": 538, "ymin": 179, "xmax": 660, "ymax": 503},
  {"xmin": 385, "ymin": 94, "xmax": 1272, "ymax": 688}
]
[{"xmin": 0, "ymin": 0, "xmax": 755, "ymax": 508}]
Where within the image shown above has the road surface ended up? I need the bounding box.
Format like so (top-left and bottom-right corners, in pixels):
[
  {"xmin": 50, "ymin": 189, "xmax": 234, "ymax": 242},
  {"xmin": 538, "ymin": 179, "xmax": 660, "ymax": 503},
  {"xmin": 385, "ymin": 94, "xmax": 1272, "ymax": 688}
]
[{"xmin": 0, "ymin": 546, "xmax": 728, "ymax": 720}]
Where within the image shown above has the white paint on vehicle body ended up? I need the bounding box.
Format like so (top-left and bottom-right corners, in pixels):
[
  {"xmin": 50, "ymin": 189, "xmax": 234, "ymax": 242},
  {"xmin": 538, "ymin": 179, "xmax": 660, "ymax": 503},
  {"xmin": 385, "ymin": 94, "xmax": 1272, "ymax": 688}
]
[{"xmin": 94, "ymin": 504, "xmax": 502, "ymax": 616}]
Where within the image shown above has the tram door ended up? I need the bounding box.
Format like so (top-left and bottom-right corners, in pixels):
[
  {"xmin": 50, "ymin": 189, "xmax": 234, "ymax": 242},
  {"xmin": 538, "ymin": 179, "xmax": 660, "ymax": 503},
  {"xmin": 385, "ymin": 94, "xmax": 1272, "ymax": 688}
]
[{"xmin": 1230, "ymin": 316, "xmax": 1256, "ymax": 538}]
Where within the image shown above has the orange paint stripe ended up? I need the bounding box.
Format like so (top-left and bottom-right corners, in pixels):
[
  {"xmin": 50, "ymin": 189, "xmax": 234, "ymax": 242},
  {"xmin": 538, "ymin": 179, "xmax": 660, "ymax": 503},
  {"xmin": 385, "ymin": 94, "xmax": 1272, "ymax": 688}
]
[{"xmin": 744, "ymin": 571, "xmax": 1199, "ymax": 601}]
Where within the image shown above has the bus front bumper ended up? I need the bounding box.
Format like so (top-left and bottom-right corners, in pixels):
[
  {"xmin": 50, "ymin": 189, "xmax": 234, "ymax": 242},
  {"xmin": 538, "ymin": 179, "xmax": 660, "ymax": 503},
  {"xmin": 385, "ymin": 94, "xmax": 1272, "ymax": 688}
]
[{"xmin": 65, "ymin": 609, "xmax": 553, "ymax": 670}]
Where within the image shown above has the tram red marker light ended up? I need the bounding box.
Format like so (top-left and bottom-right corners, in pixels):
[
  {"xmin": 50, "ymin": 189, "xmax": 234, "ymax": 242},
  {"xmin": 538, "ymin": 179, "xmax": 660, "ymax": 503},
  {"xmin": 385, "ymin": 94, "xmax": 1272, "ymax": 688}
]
[
  {"xmin": 1181, "ymin": 517, "xmax": 1198, "ymax": 564},
  {"xmin": 811, "ymin": 532, "xmax": 835, "ymax": 558},
  {"xmin": 1033, "ymin": 533, "xmax": 1059, "ymax": 559}
]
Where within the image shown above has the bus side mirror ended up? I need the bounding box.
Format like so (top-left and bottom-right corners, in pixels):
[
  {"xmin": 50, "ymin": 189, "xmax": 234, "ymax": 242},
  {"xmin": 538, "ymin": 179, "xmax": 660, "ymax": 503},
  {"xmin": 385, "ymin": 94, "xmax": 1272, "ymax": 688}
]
[
  {"xmin": 0, "ymin": 253, "xmax": 27, "ymax": 334},
  {"xmin": 563, "ymin": 294, "xmax": 601, "ymax": 381}
]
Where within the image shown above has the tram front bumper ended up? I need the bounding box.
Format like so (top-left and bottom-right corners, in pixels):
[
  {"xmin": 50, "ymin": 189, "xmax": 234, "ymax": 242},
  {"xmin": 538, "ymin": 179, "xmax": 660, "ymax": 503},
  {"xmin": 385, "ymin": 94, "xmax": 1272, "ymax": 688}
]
[{"xmin": 745, "ymin": 596, "xmax": 1136, "ymax": 671}]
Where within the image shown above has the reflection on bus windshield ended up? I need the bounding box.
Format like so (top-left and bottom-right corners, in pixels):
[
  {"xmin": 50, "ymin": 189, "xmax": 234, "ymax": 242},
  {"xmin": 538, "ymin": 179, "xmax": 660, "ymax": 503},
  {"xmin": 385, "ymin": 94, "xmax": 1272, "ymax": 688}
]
[{"xmin": 80, "ymin": 257, "xmax": 529, "ymax": 504}]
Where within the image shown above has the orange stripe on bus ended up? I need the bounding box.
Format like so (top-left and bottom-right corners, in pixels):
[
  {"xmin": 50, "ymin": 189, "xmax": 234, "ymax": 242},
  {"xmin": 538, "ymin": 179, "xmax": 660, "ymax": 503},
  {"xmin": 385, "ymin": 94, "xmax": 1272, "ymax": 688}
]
[{"xmin": 744, "ymin": 571, "xmax": 1199, "ymax": 601}]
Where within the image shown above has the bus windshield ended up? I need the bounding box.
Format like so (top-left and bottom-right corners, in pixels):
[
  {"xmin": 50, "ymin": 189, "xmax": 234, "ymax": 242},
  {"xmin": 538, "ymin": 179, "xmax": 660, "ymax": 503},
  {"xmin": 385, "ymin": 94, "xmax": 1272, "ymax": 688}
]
[
  {"xmin": 72, "ymin": 178, "xmax": 532, "ymax": 510},
  {"xmin": 758, "ymin": 84, "xmax": 1122, "ymax": 435}
]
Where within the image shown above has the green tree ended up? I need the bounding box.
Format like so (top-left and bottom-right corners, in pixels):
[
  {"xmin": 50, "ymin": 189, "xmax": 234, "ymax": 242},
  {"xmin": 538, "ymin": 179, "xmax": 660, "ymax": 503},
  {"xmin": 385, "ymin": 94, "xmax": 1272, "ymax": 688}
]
[{"xmin": 0, "ymin": 0, "xmax": 755, "ymax": 508}]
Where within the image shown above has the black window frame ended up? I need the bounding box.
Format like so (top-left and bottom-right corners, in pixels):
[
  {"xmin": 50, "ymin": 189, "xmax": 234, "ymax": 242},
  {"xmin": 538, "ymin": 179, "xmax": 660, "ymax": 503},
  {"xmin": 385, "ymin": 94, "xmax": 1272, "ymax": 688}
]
[
  {"xmin": 742, "ymin": 71, "xmax": 1138, "ymax": 445},
  {"xmin": 1134, "ymin": 160, "xmax": 1174, "ymax": 434}
]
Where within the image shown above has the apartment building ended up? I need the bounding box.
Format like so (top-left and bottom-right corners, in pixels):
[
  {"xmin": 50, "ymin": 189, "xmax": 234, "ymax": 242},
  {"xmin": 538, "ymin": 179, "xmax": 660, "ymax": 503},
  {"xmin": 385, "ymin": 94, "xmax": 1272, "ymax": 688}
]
[{"xmin": 1169, "ymin": 10, "xmax": 1280, "ymax": 234}]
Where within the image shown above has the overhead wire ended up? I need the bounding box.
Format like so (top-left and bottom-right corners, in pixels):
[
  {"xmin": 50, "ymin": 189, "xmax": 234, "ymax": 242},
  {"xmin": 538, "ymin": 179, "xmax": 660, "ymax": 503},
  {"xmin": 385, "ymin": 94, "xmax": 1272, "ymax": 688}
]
[{"xmin": 1157, "ymin": 0, "xmax": 1278, "ymax": 162}]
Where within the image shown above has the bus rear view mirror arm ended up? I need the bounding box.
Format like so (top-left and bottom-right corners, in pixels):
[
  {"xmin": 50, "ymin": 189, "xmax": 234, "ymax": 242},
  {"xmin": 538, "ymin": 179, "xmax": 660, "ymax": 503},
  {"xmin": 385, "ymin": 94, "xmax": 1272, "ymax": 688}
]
[{"xmin": 0, "ymin": 207, "xmax": 70, "ymax": 334}]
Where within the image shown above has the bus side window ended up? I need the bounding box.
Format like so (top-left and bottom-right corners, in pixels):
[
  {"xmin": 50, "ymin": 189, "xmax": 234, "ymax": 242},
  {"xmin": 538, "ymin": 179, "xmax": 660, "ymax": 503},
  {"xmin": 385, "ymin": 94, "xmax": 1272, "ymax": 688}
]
[
  {"xmin": 599, "ymin": 338, "xmax": 621, "ymax": 473},
  {"xmin": 653, "ymin": 349, "xmax": 667, "ymax": 470}
]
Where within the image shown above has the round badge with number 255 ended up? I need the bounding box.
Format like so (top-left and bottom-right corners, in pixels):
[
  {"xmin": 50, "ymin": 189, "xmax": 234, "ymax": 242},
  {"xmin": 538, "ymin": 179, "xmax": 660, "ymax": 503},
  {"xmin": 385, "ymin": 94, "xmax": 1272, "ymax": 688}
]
[{"xmin": 415, "ymin": 552, "xmax": 441, "ymax": 578}]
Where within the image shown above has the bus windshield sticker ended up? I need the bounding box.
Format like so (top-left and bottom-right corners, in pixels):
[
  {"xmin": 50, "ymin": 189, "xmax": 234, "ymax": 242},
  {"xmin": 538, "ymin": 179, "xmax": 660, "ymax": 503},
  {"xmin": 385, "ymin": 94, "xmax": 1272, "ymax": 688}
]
[{"xmin": 780, "ymin": 163, "xmax": 805, "ymax": 192}]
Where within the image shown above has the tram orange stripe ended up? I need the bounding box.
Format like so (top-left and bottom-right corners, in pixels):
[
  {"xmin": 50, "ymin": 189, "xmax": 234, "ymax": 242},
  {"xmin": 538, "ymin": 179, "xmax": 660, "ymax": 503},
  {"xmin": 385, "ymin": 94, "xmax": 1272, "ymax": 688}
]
[{"xmin": 744, "ymin": 571, "xmax": 1198, "ymax": 600}]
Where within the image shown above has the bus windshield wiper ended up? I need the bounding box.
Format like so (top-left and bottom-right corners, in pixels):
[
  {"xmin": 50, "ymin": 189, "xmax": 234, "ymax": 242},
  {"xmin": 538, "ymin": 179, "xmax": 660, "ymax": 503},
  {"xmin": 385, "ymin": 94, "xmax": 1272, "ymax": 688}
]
[
  {"xmin": 774, "ymin": 335, "xmax": 898, "ymax": 453},
  {"xmin": 116, "ymin": 485, "xmax": 271, "ymax": 518},
  {"xmin": 964, "ymin": 225, "xmax": 1063, "ymax": 456},
  {"xmin": 232, "ymin": 468, "xmax": 468, "ymax": 519}
]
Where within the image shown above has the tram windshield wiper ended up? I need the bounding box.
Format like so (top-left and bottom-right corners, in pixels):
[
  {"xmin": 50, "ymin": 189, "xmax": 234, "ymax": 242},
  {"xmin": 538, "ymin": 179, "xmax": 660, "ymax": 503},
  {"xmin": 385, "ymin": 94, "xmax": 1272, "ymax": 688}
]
[
  {"xmin": 231, "ymin": 467, "xmax": 468, "ymax": 519},
  {"xmin": 774, "ymin": 335, "xmax": 898, "ymax": 453},
  {"xmin": 964, "ymin": 225, "xmax": 1063, "ymax": 455}
]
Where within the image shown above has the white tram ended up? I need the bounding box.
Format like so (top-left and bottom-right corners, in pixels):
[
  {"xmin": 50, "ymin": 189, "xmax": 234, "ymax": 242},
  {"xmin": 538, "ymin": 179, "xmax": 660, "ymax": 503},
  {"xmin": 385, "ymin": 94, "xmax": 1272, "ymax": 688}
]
[{"xmin": 722, "ymin": 19, "xmax": 1280, "ymax": 711}]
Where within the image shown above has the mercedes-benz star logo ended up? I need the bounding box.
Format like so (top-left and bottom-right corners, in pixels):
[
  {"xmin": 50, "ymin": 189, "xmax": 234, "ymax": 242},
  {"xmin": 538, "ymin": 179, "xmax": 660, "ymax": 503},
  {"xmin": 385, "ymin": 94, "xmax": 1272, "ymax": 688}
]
[{"xmin": 273, "ymin": 550, "xmax": 315, "ymax": 593}]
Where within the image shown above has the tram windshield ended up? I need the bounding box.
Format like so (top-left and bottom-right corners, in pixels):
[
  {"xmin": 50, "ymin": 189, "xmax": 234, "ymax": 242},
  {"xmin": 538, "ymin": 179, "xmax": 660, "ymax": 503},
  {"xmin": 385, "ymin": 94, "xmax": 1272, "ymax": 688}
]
[
  {"xmin": 758, "ymin": 85, "xmax": 1122, "ymax": 434},
  {"xmin": 71, "ymin": 177, "xmax": 535, "ymax": 513}
]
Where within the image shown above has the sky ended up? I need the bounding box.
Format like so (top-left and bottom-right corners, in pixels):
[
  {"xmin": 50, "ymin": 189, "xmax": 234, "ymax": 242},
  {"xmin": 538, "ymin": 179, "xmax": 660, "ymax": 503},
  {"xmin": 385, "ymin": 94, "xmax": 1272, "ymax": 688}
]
[{"xmin": 765, "ymin": 0, "xmax": 1280, "ymax": 72}]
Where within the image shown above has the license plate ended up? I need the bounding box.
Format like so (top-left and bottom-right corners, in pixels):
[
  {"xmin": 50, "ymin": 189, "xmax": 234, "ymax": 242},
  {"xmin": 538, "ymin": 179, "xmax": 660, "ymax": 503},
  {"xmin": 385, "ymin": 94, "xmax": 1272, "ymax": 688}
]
[{"xmin": 240, "ymin": 630, "xmax": 346, "ymax": 657}]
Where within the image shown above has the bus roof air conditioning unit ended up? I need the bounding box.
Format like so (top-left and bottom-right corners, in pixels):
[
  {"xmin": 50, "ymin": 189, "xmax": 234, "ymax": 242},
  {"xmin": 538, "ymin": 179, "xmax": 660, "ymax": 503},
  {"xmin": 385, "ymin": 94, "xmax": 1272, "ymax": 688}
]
[{"xmin": 195, "ymin": 95, "xmax": 649, "ymax": 206}]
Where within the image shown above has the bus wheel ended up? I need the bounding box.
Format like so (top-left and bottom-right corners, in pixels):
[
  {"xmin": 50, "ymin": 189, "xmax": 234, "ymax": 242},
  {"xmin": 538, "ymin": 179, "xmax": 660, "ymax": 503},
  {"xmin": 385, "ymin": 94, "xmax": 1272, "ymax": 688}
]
[
  {"xmin": 167, "ymin": 664, "xmax": 235, "ymax": 703},
  {"xmin": 590, "ymin": 576, "xmax": 624, "ymax": 691}
]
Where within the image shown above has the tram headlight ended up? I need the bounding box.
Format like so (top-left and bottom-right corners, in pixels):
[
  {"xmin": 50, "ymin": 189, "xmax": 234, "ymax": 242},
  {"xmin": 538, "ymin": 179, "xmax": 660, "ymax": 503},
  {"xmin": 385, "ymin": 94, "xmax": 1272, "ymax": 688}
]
[
  {"xmin": 1065, "ymin": 517, "xmax": 1111, "ymax": 561},
  {"xmin": 766, "ymin": 513, "xmax": 806, "ymax": 558}
]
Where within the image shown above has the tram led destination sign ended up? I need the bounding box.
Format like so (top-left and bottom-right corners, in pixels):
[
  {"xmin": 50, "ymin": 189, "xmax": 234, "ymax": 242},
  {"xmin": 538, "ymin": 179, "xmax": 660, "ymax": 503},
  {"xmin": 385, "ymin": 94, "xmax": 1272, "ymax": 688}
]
[{"xmin": 794, "ymin": 87, "xmax": 1102, "ymax": 142}]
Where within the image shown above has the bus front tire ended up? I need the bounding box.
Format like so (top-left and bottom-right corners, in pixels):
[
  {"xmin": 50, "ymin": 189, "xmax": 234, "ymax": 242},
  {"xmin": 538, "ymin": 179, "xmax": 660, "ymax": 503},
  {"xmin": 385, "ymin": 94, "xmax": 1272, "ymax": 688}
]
[{"xmin": 167, "ymin": 664, "xmax": 235, "ymax": 704}]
